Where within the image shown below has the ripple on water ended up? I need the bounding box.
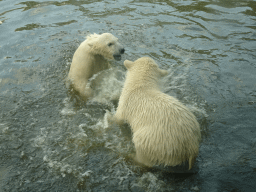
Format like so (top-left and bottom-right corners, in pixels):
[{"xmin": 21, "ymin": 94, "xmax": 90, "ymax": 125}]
[
  {"xmin": 1, "ymin": 0, "xmax": 255, "ymax": 191},
  {"xmin": 30, "ymin": 58, "xmax": 208, "ymax": 190}
]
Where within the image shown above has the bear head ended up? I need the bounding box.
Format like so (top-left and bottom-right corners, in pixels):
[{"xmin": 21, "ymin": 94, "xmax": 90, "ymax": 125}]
[
  {"xmin": 124, "ymin": 57, "xmax": 168, "ymax": 78},
  {"xmin": 87, "ymin": 33, "xmax": 125, "ymax": 61}
]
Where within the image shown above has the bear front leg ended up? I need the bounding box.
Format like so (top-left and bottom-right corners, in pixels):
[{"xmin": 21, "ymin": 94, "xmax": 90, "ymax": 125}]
[
  {"xmin": 133, "ymin": 150, "xmax": 154, "ymax": 167},
  {"xmin": 83, "ymin": 86, "xmax": 93, "ymax": 98},
  {"xmin": 74, "ymin": 80, "xmax": 93, "ymax": 100},
  {"xmin": 113, "ymin": 110, "xmax": 125, "ymax": 126}
]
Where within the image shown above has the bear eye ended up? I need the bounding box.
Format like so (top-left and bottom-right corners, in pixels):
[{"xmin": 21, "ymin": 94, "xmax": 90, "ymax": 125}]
[{"xmin": 108, "ymin": 42, "xmax": 113, "ymax": 46}]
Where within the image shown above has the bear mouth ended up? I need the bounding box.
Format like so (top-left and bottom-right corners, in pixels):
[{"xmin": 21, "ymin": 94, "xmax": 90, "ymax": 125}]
[{"xmin": 113, "ymin": 54, "xmax": 122, "ymax": 61}]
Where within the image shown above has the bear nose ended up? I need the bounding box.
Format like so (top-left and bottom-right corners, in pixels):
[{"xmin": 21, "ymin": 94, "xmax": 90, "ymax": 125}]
[{"xmin": 120, "ymin": 48, "xmax": 125, "ymax": 54}]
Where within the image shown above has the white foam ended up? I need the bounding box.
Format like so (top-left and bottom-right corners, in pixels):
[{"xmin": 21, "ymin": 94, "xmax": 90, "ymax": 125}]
[
  {"xmin": 0, "ymin": 123, "xmax": 9, "ymax": 134},
  {"xmin": 81, "ymin": 170, "xmax": 93, "ymax": 177},
  {"xmin": 88, "ymin": 67, "xmax": 125, "ymax": 104},
  {"xmin": 163, "ymin": 65, "xmax": 208, "ymax": 119},
  {"xmin": 131, "ymin": 172, "xmax": 166, "ymax": 191},
  {"xmin": 60, "ymin": 97, "xmax": 76, "ymax": 116},
  {"xmin": 34, "ymin": 63, "xmax": 207, "ymax": 185}
]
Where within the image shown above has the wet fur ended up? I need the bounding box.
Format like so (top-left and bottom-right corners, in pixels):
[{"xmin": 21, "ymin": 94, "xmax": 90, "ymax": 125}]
[
  {"xmin": 67, "ymin": 33, "xmax": 124, "ymax": 100},
  {"xmin": 114, "ymin": 57, "xmax": 201, "ymax": 169}
]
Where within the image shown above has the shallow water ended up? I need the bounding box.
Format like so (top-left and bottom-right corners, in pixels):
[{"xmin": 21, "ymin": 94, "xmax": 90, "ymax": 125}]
[{"xmin": 0, "ymin": 0, "xmax": 255, "ymax": 191}]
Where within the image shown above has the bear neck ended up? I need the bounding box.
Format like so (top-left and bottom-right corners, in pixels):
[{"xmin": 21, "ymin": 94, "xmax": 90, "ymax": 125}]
[
  {"xmin": 89, "ymin": 48, "xmax": 109, "ymax": 61},
  {"xmin": 124, "ymin": 72, "xmax": 160, "ymax": 91},
  {"xmin": 92, "ymin": 53, "xmax": 105, "ymax": 61},
  {"xmin": 81, "ymin": 42, "xmax": 104, "ymax": 59}
]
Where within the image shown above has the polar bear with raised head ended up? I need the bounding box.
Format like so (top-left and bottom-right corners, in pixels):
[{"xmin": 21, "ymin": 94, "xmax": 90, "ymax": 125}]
[
  {"xmin": 67, "ymin": 33, "xmax": 125, "ymax": 99},
  {"xmin": 114, "ymin": 57, "xmax": 201, "ymax": 170}
]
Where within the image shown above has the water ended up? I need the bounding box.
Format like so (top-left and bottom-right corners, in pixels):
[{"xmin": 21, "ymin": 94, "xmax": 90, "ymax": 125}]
[{"xmin": 0, "ymin": 0, "xmax": 255, "ymax": 191}]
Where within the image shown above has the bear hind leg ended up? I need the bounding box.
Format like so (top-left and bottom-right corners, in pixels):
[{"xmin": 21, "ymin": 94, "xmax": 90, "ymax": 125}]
[
  {"xmin": 188, "ymin": 156, "xmax": 196, "ymax": 170},
  {"xmin": 133, "ymin": 150, "xmax": 154, "ymax": 167}
]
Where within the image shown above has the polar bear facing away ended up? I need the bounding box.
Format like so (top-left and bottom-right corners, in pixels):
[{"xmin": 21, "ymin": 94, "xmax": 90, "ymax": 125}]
[
  {"xmin": 114, "ymin": 57, "xmax": 201, "ymax": 170},
  {"xmin": 67, "ymin": 33, "xmax": 125, "ymax": 99}
]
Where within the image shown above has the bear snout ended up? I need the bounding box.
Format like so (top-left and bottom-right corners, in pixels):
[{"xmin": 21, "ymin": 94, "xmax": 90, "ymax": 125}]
[
  {"xmin": 113, "ymin": 48, "xmax": 125, "ymax": 61},
  {"xmin": 120, "ymin": 48, "xmax": 125, "ymax": 54},
  {"xmin": 113, "ymin": 54, "xmax": 122, "ymax": 61}
]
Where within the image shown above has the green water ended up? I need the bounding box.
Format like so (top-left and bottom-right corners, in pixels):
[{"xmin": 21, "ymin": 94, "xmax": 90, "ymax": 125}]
[{"xmin": 0, "ymin": 0, "xmax": 255, "ymax": 191}]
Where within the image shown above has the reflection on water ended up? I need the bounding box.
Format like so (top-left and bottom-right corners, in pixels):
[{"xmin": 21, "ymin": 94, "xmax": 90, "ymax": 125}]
[{"xmin": 0, "ymin": 0, "xmax": 255, "ymax": 191}]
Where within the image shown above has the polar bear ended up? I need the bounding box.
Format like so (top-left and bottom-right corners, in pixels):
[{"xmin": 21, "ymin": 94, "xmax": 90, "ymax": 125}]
[
  {"xmin": 67, "ymin": 33, "xmax": 125, "ymax": 99},
  {"xmin": 114, "ymin": 57, "xmax": 201, "ymax": 170}
]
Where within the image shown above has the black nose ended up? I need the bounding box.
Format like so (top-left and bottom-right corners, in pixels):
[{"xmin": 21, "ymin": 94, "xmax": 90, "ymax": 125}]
[{"xmin": 120, "ymin": 48, "xmax": 125, "ymax": 54}]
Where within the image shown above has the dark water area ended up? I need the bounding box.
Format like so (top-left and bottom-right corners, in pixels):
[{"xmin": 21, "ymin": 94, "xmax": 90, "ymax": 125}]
[{"xmin": 0, "ymin": 0, "xmax": 255, "ymax": 191}]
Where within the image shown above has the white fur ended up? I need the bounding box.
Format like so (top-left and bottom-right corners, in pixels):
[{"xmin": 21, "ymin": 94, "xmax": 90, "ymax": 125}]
[
  {"xmin": 114, "ymin": 57, "xmax": 201, "ymax": 169},
  {"xmin": 67, "ymin": 33, "xmax": 124, "ymax": 100}
]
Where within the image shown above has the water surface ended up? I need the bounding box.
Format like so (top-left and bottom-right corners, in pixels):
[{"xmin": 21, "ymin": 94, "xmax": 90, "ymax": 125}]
[{"xmin": 0, "ymin": 0, "xmax": 255, "ymax": 191}]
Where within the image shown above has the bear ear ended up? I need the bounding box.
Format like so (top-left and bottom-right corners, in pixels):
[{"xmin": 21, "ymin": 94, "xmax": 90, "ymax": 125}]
[
  {"xmin": 158, "ymin": 69, "xmax": 168, "ymax": 77},
  {"xmin": 87, "ymin": 33, "xmax": 100, "ymax": 47},
  {"xmin": 124, "ymin": 60, "xmax": 134, "ymax": 69}
]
